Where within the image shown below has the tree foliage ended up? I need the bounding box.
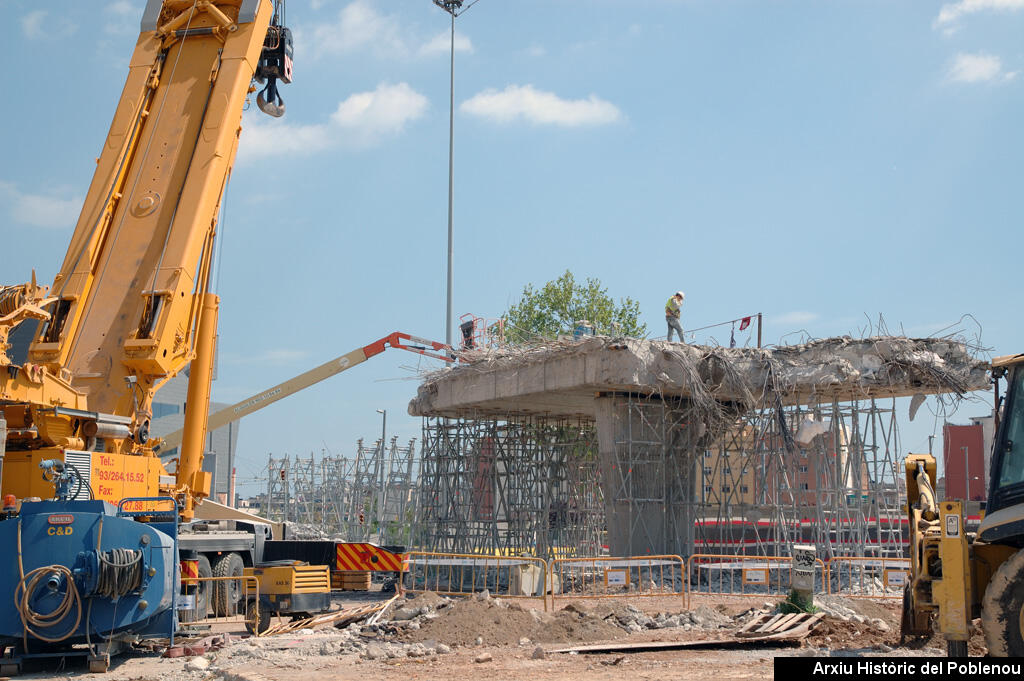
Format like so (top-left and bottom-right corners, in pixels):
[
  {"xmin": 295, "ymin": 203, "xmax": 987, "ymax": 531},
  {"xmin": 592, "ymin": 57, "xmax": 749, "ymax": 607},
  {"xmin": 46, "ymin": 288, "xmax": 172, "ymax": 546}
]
[{"xmin": 502, "ymin": 271, "xmax": 647, "ymax": 343}]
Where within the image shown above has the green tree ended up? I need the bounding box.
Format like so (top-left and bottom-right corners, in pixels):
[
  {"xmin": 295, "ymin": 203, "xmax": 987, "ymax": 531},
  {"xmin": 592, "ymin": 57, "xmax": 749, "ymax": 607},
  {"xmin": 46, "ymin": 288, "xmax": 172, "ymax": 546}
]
[{"xmin": 502, "ymin": 271, "xmax": 647, "ymax": 343}]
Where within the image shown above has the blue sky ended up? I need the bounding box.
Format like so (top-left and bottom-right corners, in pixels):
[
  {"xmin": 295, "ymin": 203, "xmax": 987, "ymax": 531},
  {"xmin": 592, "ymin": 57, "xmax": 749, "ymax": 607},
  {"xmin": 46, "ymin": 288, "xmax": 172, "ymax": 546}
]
[{"xmin": 3, "ymin": 0, "xmax": 1022, "ymax": 495}]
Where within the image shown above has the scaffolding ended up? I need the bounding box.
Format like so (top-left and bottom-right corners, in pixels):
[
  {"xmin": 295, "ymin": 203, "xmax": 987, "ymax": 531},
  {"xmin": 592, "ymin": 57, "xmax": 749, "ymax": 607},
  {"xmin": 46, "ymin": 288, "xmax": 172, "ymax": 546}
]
[
  {"xmin": 691, "ymin": 397, "xmax": 905, "ymax": 558},
  {"xmin": 414, "ymin": 397, "xmax": 907, "ymax": 561},
  {"xmin": 262, "ymin": 437, "xmax": 421, "ymax": 542},
  {"xmin": 415, "ymin": 415, "xmax": 604, "ymax": 560}
]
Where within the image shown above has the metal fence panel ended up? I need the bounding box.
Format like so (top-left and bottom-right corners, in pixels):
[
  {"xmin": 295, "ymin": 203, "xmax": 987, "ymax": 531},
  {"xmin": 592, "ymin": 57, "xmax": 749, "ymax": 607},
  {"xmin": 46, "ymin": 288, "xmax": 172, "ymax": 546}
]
[
  {"xmin": 178, "ymin": 575, "xmax": 262, "ymax": 634},
  {"xmin": 686, "ymin": 554, "xmax": 826, "ymax": 607},
  {"xmin": 549, "ymin": 555, "xmax": 686, "ymax": 608},
  {"xmin": 826, "ymin": 557, "xmax": 910, "ymax": 599},
  {"xmin": 401, "ymin": 552, "xmax": 549, "ymax": 611}
]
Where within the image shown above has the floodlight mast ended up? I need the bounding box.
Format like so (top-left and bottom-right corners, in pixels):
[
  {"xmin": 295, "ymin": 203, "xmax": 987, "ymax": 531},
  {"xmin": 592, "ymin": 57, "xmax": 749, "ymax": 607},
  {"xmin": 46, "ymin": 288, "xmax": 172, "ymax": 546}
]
[{"xmin": 432, "ymin": 0, "xmax": 463, "ymax": 349}]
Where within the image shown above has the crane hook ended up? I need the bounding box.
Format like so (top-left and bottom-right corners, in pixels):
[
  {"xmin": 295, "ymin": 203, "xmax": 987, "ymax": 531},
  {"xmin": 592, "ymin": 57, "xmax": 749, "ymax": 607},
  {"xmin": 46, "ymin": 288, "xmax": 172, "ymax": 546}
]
[{"xmin": 257, "ymin": 77, "xmax": 285, "ymax": 118}]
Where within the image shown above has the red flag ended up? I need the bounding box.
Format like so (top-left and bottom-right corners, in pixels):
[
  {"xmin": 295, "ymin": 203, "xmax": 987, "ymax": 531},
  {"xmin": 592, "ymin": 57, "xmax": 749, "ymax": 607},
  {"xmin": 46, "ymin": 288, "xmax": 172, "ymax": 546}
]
[{"xmin": 739, "ymin": 316, "xmax": 752, "ymax": 331}]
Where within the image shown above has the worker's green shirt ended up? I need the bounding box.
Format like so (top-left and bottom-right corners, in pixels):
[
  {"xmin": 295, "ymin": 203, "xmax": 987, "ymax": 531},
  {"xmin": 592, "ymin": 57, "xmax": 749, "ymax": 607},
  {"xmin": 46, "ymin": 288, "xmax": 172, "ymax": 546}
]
[{"xmin": 665, "ymin": 297, "xmax": 680, "ymax": 317}]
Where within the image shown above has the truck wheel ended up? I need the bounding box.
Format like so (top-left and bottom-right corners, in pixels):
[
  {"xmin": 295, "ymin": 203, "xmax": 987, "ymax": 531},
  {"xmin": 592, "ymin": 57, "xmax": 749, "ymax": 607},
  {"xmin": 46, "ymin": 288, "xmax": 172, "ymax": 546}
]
[
  {"xmin": 180, "ymin": 555, "xmax": 213, "ymax": 622},
  {"xmin": 982, "ymin": 546, "xmax": 1024, "ymax": 656},
  {"xmin": 212, "ymin": 553, "xmax": 245, "ymax": 617}
]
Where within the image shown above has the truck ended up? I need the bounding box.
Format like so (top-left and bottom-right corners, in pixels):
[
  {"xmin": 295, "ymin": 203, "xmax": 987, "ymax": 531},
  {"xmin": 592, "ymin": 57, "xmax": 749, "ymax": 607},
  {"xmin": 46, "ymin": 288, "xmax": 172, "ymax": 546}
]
[
  {"xmin": 0, "ymin": 0, "xmax": 435, "ymax": 672},
  {"xmin": 901, "ymin": 352, "xmax": 1024, "ymax": 656}
]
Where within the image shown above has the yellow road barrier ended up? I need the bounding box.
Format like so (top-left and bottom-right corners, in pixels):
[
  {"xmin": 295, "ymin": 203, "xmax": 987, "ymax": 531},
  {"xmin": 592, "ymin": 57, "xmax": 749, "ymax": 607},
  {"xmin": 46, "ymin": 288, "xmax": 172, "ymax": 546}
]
[
  {"xmin": 826, "ymin": 556, "xmax": 910, "ymax": 599},
  {"xmin": 178, "ymin": 575, "xmax": 262, "ymax": 634},
  {"xmin": 686, "ymin": 553, "xmax": 826, "ymax": 607},
  {"xmin": 401, "ymin": 552, "xmax": 549, "ymax": 611},
  {"xmin": 549, "ymin": 555, "xmax": 686, "ymax": 609}
]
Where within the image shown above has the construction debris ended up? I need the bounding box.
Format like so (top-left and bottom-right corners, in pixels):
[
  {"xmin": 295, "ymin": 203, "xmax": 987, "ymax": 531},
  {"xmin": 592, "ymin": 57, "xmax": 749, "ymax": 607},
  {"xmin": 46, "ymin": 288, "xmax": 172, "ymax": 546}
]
[
  {"xmin": 411, "ymin": 335, "xmax": 988, "ymax": 418},
  {"xmin": 260, "ymin": 598, "xmax": 396, "ymax": 637}
]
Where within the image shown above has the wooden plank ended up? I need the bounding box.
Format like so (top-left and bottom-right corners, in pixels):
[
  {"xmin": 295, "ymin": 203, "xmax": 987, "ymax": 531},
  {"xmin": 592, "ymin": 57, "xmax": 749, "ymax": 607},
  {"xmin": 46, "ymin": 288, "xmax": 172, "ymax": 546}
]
[
  {"xmin": 762, "ymin": 613, "xmax": 801, "ymax": 633},
  {"xmin": 768, "ymin": 613, "xmax": 824, "ymax": 639},
  {"xmin": 737, "ymin": 614, "xmax": 772, "ymax": 634}
]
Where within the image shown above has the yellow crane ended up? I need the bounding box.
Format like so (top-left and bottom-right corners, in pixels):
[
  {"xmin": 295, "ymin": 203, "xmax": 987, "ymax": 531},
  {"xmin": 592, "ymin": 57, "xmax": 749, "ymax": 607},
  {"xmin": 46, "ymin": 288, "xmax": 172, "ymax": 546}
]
[{"xmin": 0, "ymin": 0, "xmax": 293, "ymax": 521}]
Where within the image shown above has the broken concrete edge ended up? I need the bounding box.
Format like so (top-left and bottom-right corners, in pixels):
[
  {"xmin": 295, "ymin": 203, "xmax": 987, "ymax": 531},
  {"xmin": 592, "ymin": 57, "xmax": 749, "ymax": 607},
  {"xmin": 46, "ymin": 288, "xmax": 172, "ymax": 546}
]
[{"xmin": 410, "ymin": 335, "xmax": 989, "ymax": 419}]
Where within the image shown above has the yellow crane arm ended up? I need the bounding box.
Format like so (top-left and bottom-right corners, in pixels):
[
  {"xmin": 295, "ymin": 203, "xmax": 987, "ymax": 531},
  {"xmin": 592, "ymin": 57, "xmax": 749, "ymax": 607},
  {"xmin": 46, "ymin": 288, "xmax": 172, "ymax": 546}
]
[{"xmin": 155, "ymin": 333, "xmax": 451, "ymax": 454}]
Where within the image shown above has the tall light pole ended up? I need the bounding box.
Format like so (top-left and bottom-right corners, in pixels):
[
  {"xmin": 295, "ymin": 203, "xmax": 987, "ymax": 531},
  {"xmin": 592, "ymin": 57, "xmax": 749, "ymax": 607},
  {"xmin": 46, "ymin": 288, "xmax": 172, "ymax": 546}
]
[
  {"xmin": 431, "ymin": 0, "xmax": 481, "ymax": 347},
  {"xmin": 376, "ymin": 409, "xmax": 386, "ymax": 541}
]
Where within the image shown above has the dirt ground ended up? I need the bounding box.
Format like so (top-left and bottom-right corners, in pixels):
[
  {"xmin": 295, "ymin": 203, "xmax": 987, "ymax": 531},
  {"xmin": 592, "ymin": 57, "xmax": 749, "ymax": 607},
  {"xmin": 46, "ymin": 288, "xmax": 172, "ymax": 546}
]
[{"xmin": 5, "ymin": 593, "xmax": 970, "ymax": 681}]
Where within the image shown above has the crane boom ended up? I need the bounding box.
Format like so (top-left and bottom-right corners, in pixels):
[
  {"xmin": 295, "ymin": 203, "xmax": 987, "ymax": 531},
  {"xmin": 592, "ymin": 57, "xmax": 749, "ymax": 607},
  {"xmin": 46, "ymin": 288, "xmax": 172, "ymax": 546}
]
[
  {"xmin": 0, "ymin": 0, "xmax": 294, "ymax": 519},
  {"xmin": 156, "ymin": 333, "xmax": 452, "ymax": 454}
]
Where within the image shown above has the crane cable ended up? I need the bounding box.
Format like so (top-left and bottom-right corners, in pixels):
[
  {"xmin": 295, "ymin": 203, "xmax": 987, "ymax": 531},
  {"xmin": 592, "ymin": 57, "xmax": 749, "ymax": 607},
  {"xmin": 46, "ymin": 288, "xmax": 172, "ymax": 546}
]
[{"xmin": 14, "ymin": 520, "xmax": 83, "ymax": 646}]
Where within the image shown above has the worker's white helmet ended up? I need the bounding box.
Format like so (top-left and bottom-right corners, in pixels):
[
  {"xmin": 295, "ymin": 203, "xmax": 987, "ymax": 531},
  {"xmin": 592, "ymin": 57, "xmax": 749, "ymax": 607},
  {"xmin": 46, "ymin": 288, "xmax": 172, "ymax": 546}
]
[{"xmin": 675, "ymin": 291, "xmax": 685, "ymax": 299}]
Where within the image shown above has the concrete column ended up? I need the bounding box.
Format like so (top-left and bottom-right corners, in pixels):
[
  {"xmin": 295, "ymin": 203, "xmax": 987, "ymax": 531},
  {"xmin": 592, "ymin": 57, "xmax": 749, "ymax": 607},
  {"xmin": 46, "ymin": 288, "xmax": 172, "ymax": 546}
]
[{"xmin": 594, "ymin": 395, "xmax": 698, "ymax": 558}]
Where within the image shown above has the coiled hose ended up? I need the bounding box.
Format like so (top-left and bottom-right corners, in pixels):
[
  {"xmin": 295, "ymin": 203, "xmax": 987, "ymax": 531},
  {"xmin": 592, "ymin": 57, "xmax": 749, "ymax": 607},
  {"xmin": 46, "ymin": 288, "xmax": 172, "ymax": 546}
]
[
  {"xmin": 15, "ymin": 521, "xmax": 82, "ymax": 644},
  {"xmin": 96, "ymin": 549, "xmax": 144, "ymax": 599}
]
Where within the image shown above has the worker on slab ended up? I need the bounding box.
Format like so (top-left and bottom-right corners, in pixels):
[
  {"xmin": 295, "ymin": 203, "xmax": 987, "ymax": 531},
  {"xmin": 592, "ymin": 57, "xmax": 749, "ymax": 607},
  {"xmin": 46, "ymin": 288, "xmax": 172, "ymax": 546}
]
[{"xmin": 665, "ymin": 291, "xmax": 685, "ymax": 342}]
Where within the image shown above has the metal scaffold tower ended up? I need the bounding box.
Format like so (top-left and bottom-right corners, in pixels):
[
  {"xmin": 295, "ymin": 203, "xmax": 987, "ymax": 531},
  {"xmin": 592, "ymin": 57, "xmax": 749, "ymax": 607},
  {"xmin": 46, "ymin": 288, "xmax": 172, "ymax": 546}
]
[
  {"xmin": 415, "ymin": 415, "xmax": 604, "ymax": 560},
  {"xmin": 694, "ymin": 398, "xmax": 905, "ymax": 559},
  {"xmin": 413, "ymin": 398, "xmax": 906, "ymax": 561},
  {"xmin": 261, "ymin": 437, "xmax": 422, "ymax": 542}
]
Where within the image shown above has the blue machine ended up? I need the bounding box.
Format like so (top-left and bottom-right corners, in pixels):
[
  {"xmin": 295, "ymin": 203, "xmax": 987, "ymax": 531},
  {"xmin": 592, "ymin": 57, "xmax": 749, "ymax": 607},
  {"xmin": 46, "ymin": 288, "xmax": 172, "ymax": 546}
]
[{"xmin": 0, "ymin": 470, "xmax": 178, "ymax": 674}]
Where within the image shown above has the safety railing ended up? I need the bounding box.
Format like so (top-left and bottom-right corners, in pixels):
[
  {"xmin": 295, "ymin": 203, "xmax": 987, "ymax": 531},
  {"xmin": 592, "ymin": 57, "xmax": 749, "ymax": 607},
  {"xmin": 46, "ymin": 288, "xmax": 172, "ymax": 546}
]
[
  {"xmin": 826, "ymin": 557, "xmax": 910, "ymax": 599},
  {"xmin": 177, "ymin": 575, "xmax": 263, "ymax": 635},
  {"xmin": 549, "ymin": 555, "xmax": 686, "ymax": 608},
  {"xmin": 686, "ymin": 554, "xmax": 826, "ymax": 607},
  {"xmin": 401, "ymin": 552, "xmax": 549, "ymax": 611}
]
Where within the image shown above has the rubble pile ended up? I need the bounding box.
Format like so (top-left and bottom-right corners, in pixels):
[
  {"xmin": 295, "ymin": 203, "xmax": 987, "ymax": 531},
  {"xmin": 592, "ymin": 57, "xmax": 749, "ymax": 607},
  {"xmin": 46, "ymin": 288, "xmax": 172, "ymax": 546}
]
[{"xmin": 384, "ymin": 591, "xmax": 739, "ymax": 647}]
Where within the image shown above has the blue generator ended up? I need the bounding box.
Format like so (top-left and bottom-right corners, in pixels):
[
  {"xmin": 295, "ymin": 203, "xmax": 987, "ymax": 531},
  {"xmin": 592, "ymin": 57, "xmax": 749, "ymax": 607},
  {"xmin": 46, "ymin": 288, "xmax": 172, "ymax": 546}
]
[{"xmin": 0, "ymin": 496, "xmax": 178, "ymax": 673}]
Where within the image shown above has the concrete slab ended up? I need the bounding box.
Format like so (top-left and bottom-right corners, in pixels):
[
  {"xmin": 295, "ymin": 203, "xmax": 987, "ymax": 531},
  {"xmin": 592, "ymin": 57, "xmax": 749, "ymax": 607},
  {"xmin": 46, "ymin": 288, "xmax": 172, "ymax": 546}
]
[{"xmin": 409, "ymin": 336, "xmax": 989, "ymax": 419}]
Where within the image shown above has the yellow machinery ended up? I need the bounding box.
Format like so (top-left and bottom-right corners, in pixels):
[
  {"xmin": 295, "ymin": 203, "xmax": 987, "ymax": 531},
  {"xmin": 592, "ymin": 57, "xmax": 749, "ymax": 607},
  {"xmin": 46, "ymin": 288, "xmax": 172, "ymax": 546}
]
[
  {"xmin": 242, "ymin": 562, "xmax": 331, "ymax": 634},
  {"xmin": 902, "ymin": 352, "xmax": 1024, "ymax": 656}
]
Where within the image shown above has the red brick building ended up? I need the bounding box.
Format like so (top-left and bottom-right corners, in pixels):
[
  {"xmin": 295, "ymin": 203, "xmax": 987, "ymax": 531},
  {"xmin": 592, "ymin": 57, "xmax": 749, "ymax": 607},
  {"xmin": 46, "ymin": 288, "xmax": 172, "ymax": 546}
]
[{"xmin": 943, "ymin": 423, "xmax": 986, "ymax": 501}]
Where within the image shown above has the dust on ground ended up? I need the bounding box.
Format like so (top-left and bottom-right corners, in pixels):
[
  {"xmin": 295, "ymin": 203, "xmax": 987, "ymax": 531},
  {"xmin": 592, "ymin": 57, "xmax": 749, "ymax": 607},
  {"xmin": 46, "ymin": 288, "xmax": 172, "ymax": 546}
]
[{"xmin": 5, "ymin": 592, "xmax": 970, "ymax": 681}]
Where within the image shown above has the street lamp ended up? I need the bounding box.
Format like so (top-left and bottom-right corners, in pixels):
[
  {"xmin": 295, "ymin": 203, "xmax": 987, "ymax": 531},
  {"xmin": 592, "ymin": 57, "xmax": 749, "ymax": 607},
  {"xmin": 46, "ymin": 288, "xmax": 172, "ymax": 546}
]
[
  {"xmin": 376, "ymin": 409, "xmax": 386, "ymax": 541},
  {"xmin": 430, "ymin": 0, "xmax": 482, "ymax": 347}
]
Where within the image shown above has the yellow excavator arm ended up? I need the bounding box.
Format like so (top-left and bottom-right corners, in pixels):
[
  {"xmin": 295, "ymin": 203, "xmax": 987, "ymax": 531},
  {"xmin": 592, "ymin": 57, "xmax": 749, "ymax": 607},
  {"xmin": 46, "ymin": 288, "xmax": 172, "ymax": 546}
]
[{"xmin": 155, "ymin": 333, "xmax": 452, "ymax": 455}]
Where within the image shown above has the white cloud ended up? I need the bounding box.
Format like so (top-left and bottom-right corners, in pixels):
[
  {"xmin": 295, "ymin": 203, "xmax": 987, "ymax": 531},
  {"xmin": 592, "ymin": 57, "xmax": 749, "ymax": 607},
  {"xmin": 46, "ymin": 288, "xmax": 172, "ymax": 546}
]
[
  {"xmin": 419, "ymin": 29, "xmax": 474, "ymax": 56},
  {"xmin": 21, "ymin": 9, "xmax": 77, "ymax": 39},
  {"xmin": 309, "ymin": 0, "xmax": 408, "ymax": 58},
  {"xmin": 525, "ymin": 44, "xmax": 546, "ymax": 58},
  {"xmin": 460, "ymin": 85, "xmax": 623, "ymax": 127},
  {"xmin": 105, "ymin": 0, "xmax": 137, "ymax": 35},
  {"xmin": 935, "ymin": 0, "xmax": 1024, "ymax": 26},
  {"xmin": 0, "ymin": 182, "xmax": 81, "ymax": 229},
  {"xmin": 306, "ymin": 1, "xmax": 472, "ymax": 60},
  {"xmin": 21, "ymin": 10, "xmax": 47, "ymax": 39},
  {"xmin": 240, "ymin": 82, "xmax": 428, "ymax": 161},
  {"xmin": 946, "ymin": 52, "xmax": 1008, "ymax": 82},
  {"xmin": 773, "ymin": 311, "xmax": 819, "ymax": 326}
]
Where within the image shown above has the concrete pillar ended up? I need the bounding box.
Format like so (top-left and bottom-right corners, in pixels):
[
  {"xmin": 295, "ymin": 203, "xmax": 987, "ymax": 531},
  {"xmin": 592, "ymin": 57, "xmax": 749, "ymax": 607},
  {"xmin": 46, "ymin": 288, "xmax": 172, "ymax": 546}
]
[
  {"xmin": 594, "ymin": 395, "xmax": 698, "ymax": 558},
  {"xmin": 791, "ymin": 544, "xmax": 817, "ymax": 606}
]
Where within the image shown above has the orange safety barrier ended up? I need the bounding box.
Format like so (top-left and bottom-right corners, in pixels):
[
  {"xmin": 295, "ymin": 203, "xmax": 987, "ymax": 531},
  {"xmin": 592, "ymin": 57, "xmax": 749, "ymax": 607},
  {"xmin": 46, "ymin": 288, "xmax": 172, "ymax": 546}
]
[
  {"xmin": 401, "ymin": 552, "xmax": 549, "ymax": 611},
  {"xmin": 335, "ymin": 543, "xmax": 404, "ymax": 572},
  {"xmin": 548, "ymin": 555, "xmax": 686, "ymax": 608},
  {"xmin": 686, "ymin": 554, "xmax": 826, "ymax": 607},
  {"xmin": 178, "ymin": 575, "xmax": 263, "ymax": 635},
  {"xmin": 826, "ymin": 556, "xmax": 910, "ymax": 599}
]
